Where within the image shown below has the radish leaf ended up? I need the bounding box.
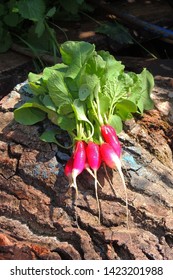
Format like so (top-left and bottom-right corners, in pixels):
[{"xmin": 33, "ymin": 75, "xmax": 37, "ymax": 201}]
[
  {"xmin": 57, "ymin": 115, "xmax": 76, "ymax": 132},
  {"xmin": 137, "ymin": 69, "xmax": 154, "ymax": 113},
  {"xmin": 14, "ymin": 107, "xmax": 46, "ymax": 125},
  {"xmin": 57, "ymin": 103, "xmax": 73, "ymax": 115},
  {"xmin": 47, "ymin": 71, "xmax": 72, "ymax": 106},
  {"xmin": 41, "ymin": 95, "xmax": 56, "ymax": 111},
  {"xmin": 79, "ymin": 84, "xmax": 91, "ymax": 101},
  {"xmin": 115, "ymin": 100, "xmax": 137, "ymax": 120},
  {"xmin": 40, "ymin": 129, "xmax": 60, "ymax": 144},
  {"xmin": 60, "ymin": 41, "xmax": 95, "ymax": 79},
  {"xmin": 108, "ymin": 114, "xmax": 122, "ymax": 134}
]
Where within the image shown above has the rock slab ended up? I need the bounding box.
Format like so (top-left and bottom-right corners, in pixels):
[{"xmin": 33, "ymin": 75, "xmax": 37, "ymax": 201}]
[{"xmin": 0, "ymin": 78, "xmax": 173, "ymax": 260}]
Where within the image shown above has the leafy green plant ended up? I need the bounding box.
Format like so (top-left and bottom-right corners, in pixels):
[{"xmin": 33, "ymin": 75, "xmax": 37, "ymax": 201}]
[
  {"xmin": 14, "ymin": 41, "xmax": 154, "ymax": 145},
  {"xmin": 0, "ymin": 0, "xmax": 92, "ymax": 55},
  {"xmin": 96, "ymin": 20, "xmax": 157, "ymax": 59},
  {"xmin": 0, "ymin": 0, "xmax": 57, "ymax": 54},
  {"xmin": 96, "ymin": 21, "xmax": 134, "ymax": 45},
  {"xmin": 54, "ymin": 0, "xmax": 93, "ymax": 20}
]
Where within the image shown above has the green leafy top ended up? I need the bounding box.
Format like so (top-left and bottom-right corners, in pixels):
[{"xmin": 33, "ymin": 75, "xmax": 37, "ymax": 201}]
[{"xmin": 14, "ymin": 40, "xmax": 154, "ymax": 146}]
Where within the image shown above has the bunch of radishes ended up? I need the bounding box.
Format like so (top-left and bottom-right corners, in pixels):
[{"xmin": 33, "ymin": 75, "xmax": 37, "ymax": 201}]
[
  {"xmin": 64, "ymin": 124, "xmax": 127, "ymax": 223},
  {"xmin": 14, "ymin": 41, "xmax": 154, "ymax": 225}
]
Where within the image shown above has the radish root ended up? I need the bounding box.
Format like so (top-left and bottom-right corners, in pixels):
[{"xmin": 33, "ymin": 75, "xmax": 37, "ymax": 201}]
[
  {"xmin": 86, "ymin": 167, "xmax": 103, "ymax": 189},
  {"xmin": 94, "ymin": 170, "xmax": 101, "ymax": 224},
  {"xmin": 70, "ymin": 177, "xmax": 79, "ymax": 228}
]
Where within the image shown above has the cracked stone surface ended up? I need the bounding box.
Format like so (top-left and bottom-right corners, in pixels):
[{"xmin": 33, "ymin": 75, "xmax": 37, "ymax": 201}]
[{"xmin": 0, "ymin": 78, "xmax": 173, "ymax": 260}]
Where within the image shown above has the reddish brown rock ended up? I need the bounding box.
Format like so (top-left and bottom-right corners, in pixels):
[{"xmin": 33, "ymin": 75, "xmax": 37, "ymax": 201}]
[{"xmin": 0, "ymin": 78, "xmax": 173, "ymax": 260}]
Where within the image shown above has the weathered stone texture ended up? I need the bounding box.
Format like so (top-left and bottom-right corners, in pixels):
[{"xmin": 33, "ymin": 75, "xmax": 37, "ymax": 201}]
[{"xmin": 0, "ymin": 78, "xmax": 173, "ymax": 260}]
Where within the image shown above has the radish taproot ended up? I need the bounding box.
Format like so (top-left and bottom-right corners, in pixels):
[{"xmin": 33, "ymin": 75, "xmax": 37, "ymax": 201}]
[{"xmin": 86, "ymin": 141, "xmax": 102, "ymax": 222}]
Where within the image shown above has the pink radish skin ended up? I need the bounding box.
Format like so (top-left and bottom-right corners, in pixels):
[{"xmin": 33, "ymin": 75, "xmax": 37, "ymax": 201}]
[
  {"xmin": 100, "ymin": 142, "xmax": 124, "ymax": 182},
  {"xmin": 71, "ymin": 140, "xmax": 86, "ymax": 227},
  {"xmin": 86, "ymin": 142, "xmax": 102, "ymax": 222},
  {"xmin": 100, "ymin": 142, "xmax": 120, "ymax": 169},
  {"xmin": 101, "ymin": 125, "xmax": 121, "ymax": 158},
  {"xmin": 64, "ymin": 156, "xmax": 73, "ymax": 179},
  {"xmin": 72, "ymin": 141, "xmax": 86, "ymax": 196},
  {"xmin": 86, "ymin": 142, "xmax": 101, "ymax": 171}
]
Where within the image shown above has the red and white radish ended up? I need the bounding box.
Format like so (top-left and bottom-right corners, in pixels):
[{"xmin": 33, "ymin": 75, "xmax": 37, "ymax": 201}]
[
  {"xmin": 71, "ymin": 140, "xmax": 86, "ymax": 197},
  {"xmin": 86, "ymin": 141, "xmax": 102, "ymax": 222},
  {"xmin": 101, "ymin": 125, "xmax": 121, "ymax": 158},
  {"xmin": 64, "ymin": 141, "xmax": 86, "ymax": 226}
]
